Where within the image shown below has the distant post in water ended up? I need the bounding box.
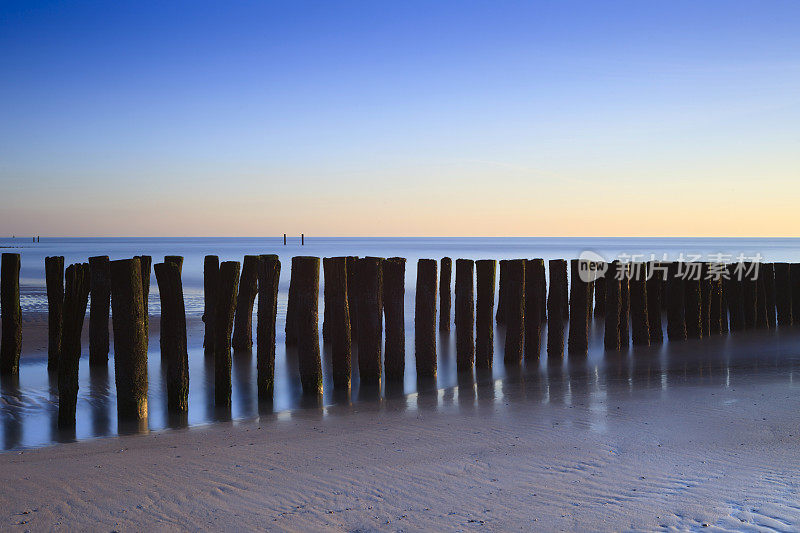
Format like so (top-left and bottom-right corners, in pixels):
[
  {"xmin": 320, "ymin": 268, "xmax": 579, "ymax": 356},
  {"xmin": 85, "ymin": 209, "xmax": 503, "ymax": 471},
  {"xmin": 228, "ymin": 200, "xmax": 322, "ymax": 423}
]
[
  {"xmin": 214, "ymin": 261, "xmax": 240, "ymax": 406},
  {"xmin": 135, "ymin": 255, "xmax": 151, "ymax": 343},
  {"xmin": 0, "ymin": 253, "xmax": 22, "ymax": 375},
  {"xmin": 301, "ymin": 233, "xmax": 304, "ymax": 245},
  {"xmin": 256, "ymin": 255, "xmax": 281, "ymax": 400},
  {"xmin": 629, "ymin": 263, "xmax": 650, "ymax": 346},
  {"xmin": 568, "ymin": 259, "xmax": 590, "ymax": 355},
  {"xmin": 154, "ymin": 260, "xmax": 189, "ymax": 413},
  {"xmin": 283, "ymin": 233, "xmax": 287, "ymax": 245},
  {"xmin": 646, "ymin": 262, "xmax": 664, "ymax": 343},
  {"xmin": 45, "ymin": 256, "xmax": 65, "ymax": 372},
  {"xmin": 294, "ymin": 256, "xmax": 322, "ymax": 395},
  {"xmin": 323, "ymin": 257, "xmax": 351, "ymax": 389},
  {"xmin": 110, "ymin": 258, "xmax": 149, "ymax": 421},
  {"xmin": 232, "ymin": 255, "xmax": 259, "ymax": 351},
  {"xmin": 524, "ymin": 259, "xmax": 544, "ymax": 360},
  {"xmin": 439, "ymin": 257, "xmax": 452, "ymax": 332},
  {"xmin": 415, "ymin": 259, "xmax": 438, "ymax": 378},
  {"xmin": 504, "ymin": 259, "xmax": 525, "ymax": 366},
  {"xmin": 383, "ymin": 257, "xmax": 405, "ymax": 382},
  {"xmin": 203, "ymin": 255, "xmax": 219, "ymax": 353},
  {"xmin": 89, "ymin": 256, "xmax": 111, "ymax": 366},
  {"xmin": 496, "ymin": 260, "xmax": 508, "ymax": 325},
  {"xmin": 667, "ymin": 262, "xmax": 687, "ymax": 341},
  {"xmin": 475, "ymin": 259, "xmax": 496, "ymax": 369},
  {"xmin": 357, "ymin": 257, "xmax": 384, "ymax": 386},
  {"xmin": 58, "ymin": 263, "xmax": 90, "ymax": 428},
  {"xmin": 604, "ymin": 265, "xmax": 622, "ymax": 350},
  {"xmin": 547, "ymin": 259, "xmax": 566, "ymax": 359},
  {"xmin": 454, "ymin": 259, "xmax": 475, "ymax": 373},
  {"xmin": 774, "ymin": 263, "xmax": 792, "ymax": 326}
]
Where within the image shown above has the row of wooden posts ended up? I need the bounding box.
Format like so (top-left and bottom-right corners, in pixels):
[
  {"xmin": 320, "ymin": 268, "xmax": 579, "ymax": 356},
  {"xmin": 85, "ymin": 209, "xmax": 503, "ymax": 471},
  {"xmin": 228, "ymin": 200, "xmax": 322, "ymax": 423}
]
[{"xmin": 0, "ymin": 253, "xmax": 797, "ymax": 428}]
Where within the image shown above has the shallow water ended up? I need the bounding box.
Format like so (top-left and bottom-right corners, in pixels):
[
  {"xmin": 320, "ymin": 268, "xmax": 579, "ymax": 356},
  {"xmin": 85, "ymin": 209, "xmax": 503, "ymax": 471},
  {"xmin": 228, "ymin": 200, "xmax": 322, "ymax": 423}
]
[{"xmin": 1, "ymin": 236, "xmax": 799, "ymax": 450}]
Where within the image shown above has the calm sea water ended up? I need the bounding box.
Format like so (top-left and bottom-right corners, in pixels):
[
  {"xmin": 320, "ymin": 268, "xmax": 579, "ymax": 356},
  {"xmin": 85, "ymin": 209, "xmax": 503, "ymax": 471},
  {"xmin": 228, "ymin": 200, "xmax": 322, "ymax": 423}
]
[{"xmin": 1, "ymin": 236, "xmax": 799, "ymax": 450}]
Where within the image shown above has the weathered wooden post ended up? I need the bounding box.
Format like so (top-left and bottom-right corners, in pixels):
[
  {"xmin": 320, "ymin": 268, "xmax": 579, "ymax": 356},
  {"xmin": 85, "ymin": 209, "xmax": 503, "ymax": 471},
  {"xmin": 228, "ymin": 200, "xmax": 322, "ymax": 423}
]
[
  {"xmin": 135, "ymin": 255, "xmax": 151, "ymax": 342},
  {"xmin": 619, "ymin": 263, "xmax": 630, "ymax": 347},
  {"xmin": 646, "ymin": 262, "xmax": 664, "ymax": 343},
  {"xmin": 164, "ymin": 256, "xmax": 184, "ymax": 271},
  {"xmin": 568, "ymin": 259, "xmax": 590, "ymax": 355},
  {"xmin": 726, "ymin": 264, "xmax": 745, "ymax": 331},
  {"xmin": 628, "ymin": 263, "xmax": 650, "ymax": 346},
  {"xmin": 294, "ymin": 257, "xmax": 322, "ymax": 395},
  {"xmin": 762, "ymin": 263, "xmax": 777, "ymax": 328},
  {"xmin": 45, "ymin": 256, "xmax": 65, "ymax": 372},
  {"xmin": 214, "ymin": 261, "xmax": 240, "ymax": 406},
  {"xmin": 415, "ymin": 259, "xmax": 438, "ymax": 378},
  {"xmin": 232, "ymin": 255, "xmax": 259, "ymax": 351},
  {"xmin": 203, "ymin": 255, "xmax": 219, "ymax": 353},
  {"xmin": 256, "ymin": 255, "xmax": 281, "ymax": 399},
  {"xmin": 346, "ymin": 256, "xmax": 359, "ymax": 339},
  {"xmin": 504, "ymin": 259, "xmax": 525, "ymax": 366},
  {"xmin": 547, "ymin": 259, "xmax": 566, "ymax": 359},
  {"xmin": 455, "ymin": 259, "xmax": 475, "ymax": 373},
  {"xmin": 524, "ymin": 259, "xmax": 544, "ymax": 360},
  {"xmin": 774, "ymin": 263, "xmax": 792, "ymax": 326},
  {"xmin": 709, "ymin": 276, "xmax": 723, "ymax": 335},
  {"xmin": 593, "ymin": 269, "xmax": 606, "ymax": 317},
  {"xmin": 357, "ymin": 257, "xmax": 384, "ymax": 386},
  {"xmin": 741, "ymin": 263, "xmax": 757, "ymax": 329},
  {"xmin": 283, "ymin": 233, "xmax": 287, "ymax": 245},
  {"xmin": 383, "ymin": 257, "xmax": 405, "ymax": 382},
  {"xmin": 476, "ymin": 259, "xmax": 496, "ymax": 368},
  {"xmin": 755, "ymin": 265, "xmax": 769, "ymax": 329},
  {"xmin": 791, "ymin": 263, "xmax": 800, "ymax": 320},
  {"xmin": 285, "ymin": 258, "xmax": 300, "ymax": 345},
  {"xmin": 110, "ymin": 258, "xmax": 149, "ymax": 421},
  {"xmin": 58, "ymin": 263, "xmax": 90, "ymax": 427},
  {"xmin": 667, "ymin": 262, "xmax": 687, "ymax": 341},
  {"xmin": 604, "ymin": 266, "xmax": 622, "ymax": 350},
  {"xmin": 685, "ymin": 268, "xmax": 702, "ymax": 339},
  {"xmin": 88, "ymin": 256, "xmax": 111, "ymax": 366},
  {"xmin": 561, "ymin": 261, "xmax": 570, "ymax": 320},
  {"xmin": 439, "ymin": 257, "xmax": 452, "ymax": 332},
  {"xmin": 154, "ymin": 260, "xmax": 189, "ymax": 412},
  {"xmin": 0, "ymin": 253, "xmax": 22, "ymax": 375},
  {"xmin": 496, "ymin": 260, "xmax": 508, "ymax": 325}
]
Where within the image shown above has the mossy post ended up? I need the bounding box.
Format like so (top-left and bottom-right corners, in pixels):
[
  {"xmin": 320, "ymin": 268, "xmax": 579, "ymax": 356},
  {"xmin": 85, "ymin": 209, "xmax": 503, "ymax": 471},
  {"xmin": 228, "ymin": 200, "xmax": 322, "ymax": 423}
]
[
  {"xmin": 547, "ymin": 259, "xmax": 566, "ymax": 359},
  {"xmin": 45, "ymin": 256, "xmax": 65, "ymax": 372},
  {"xmin": 455, "ymin": 259, "xmax": 475, "ymax": 373},
  {"xmin": 496, "ymin": 260, "xmax": 508, "ymax": 325},
  {"xmin": 646, "ymin": 262, "xmax": 664, "ymax": 343},
  {"xmin": 666, "ymin": 262, "xmax": 687, "ymax": 341},
  {"xmin": 524, "ymin": 259, "xmax": 544, "ymax": 360},
  {"xmin": 593, "ymin": 270, "xmax": 606, "ymax": 318},
  {"xmin": 685, "ymin": 270, "xmax": 702, "ymax": 339},
  {"xmin": 345, "ymin": 256, "xmax": 359, "ymax": 340},
  {"xmin": 110, "ymin": 258, "xmax": 148, "ymax": 421},
  {"xmin": 439, "ymin": 257, "xmax": 452, "ymax": 332},
  {"xmin": 383, "ymin": 257, "xmax": 405, "ymax": 382},
  {"xmin": 214, "ymin": 261, "xmax": 240, "ymax": 406},
  {"xmin": 154, "ymin": 261, "xmax": 189, "ymax": 413},
  {"xmin": 774, "ymin": 263, "xmax": 792, "ymax": 326},
  {"xmin": 619, "ymin": 263, "xmax": 630, "ymax": 347},
  {"xmin": 475, "ymin": 259, "xmax": 496, "ymax": 369},
  {"xmin": 604, "ymin": 266, "xmax": 622, "ymax": 350},
  {"xmin": 568, "ymin": 259, "xmax": 590, "ymax": 355},
  {"xmin": 0, "ymin": 253, "xmax": 22, "ymax": 375},
  {"xmin": 231, "ymin": 255, "xmax": 259, "ymax": 351},
  {"xmin": 164, "ymin": 256, "xmax": 184, "ymax": 271},
  {"xmin": 88, "ymin": 255, "xmax": 111, "ymax": 366},
  {"xmin": 629, "ymin": 263, "xmax": 650, "ymax": 346},
  {"xmin": 324, "ymin": 257, "xmax": 352, "ymax": 389},
  {"xmin": 725, "ymin": 264, "xmax": 745, "ymax": 331},
  {"xmin": 58, "ymin": 263, "xmax": 90, "ymax": 428},
  {"xmin": 135, "ymin": 255, "xmax": 151, "ymax": 343},
  {"xmin": 203, "ymin": 255, "xmax": 219, "ymax": 353},
  {"xmin": 762, "ymin": 263, "xmax": 777, "ymax": 328},
  {"xmin": 256, "ymin": 255, "xmax": 281, "ymax": 400},
  {"xmin": 357, "ymin": 257, "xmax": 384, "ymax": 386},
  {"xmin": 415, "ymin": 259, "xmax": 438, "ymax": 378},
  {"xmin": 740, "ymin": 263, "xmax": 757, "ymax": 329},
  {"xmin": 504, "ymin": 259, "xmax": 525, "ymax": 366},
  {"xmin": 294, "ymin": 256, "xmax": 322, "ymax": 395}
]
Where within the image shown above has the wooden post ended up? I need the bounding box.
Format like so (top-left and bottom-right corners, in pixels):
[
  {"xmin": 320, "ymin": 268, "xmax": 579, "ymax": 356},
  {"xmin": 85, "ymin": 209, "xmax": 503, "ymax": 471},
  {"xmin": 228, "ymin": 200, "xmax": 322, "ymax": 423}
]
[
  {"xmin": 214, "ymin": 261, "xmax": 239, "ymax": 406},
  {"xmin": 791, "ymin": 263, "xmax": 800, "ymax": 321},
  {"xmin": 560, "ymin": 260, "xmax": 569, "ymax": 320},
  {"xmin": 322, "ymin": 258, "xmax": 332, "ymax": 343},
  {"xmin": 646, "ymin": 262, "xmax": 664, "ymax": 343},
  {"xmin": 415, "ymin": 259, "xmax": 437, "ymax": 378},
  {"xmin": 720, "ymin": 278, "xmax": 729, "ymax": 333},
  {"xmin": 539, "ymin": 263, "xmax": 547, "ymax": 323},
  {"xmin": 741, "ymin": 263, "xmax": 757, "ymax": 329},
  {"xmin": 154, "ymin": 261, "xmax": 189, "ymax": 412},
  {"xmin": 294, "ymin": 256, "xmax": 322, "ymax": 395},
  {"xmin": 284, "ymin": 233, "xmax": 287, "ymax": 245},
  {"xmin": 604, "ymin": 266, "xmax": 621, "ymax": 350},
  {"xmin": 762, "ymin": 263, "xmax": 777, "ymax": 328},
  {"xmin": 629, "ymin": 263, "xmax": 650, "ymax": 346},
  {"xmin": 256, "ymin": 255, "xmax": 281, "ymax": 400},
  {"xmin": 685, "ymin": 270, "xmax": 702, "ymax": 339},
  {"xmin": 203, "ymin": 255, "xmax": 219, "ymax": 353},
  {"xmin": 725, "ymin": 264, "xmax": 745, "ymax": 331},
  {"xmin": 301, "ymin": 234, "xmax": 304, "ymax": 245},
  {"xmin": 439, "ymin": 257, "xmax": 452, "ymax": 332},
  {"xmin": 58, "ymin": 263, "xmax": 90, "ymax": 427},
  {"xmin": 593, "ymin": 271, "xmax": 606, "ymax": 317},
  {"xmin": 135, "ymin": 255, "xmax": 151, "ymax": 342},
  {"xmin": 88, "ymin": 255, "xmax": 111, "ymax": 366},
  {"xmin": 619, "ymin": 263, "xmax": 630, "ymax": 347},
  {"xmin": 455, "ymin": 259, "xmax": 475, "ymax": 373},
  {"xmin": 667, "ymin": 262, "xmax": 687, "ymax": 341},
  {"xmin": 547, "ymin": 259, "xmax": 566, "ymax": 359},
  {"xmin": 45, "ymin": 256, "xmax": 65, "ymax": 372},
  {"xmin": 285, "ymin": 258, "xmax": 300, "ymax": 345},
  {"xmin": 0, "ymin": 253, "xmax": 22, "ymax": 375},
  {"xmin": 504, "ymin": 259, "xmax": 525, "ymax": 366},
  {"xmin": 755, "ymin": 265, "xmax": 769, "ymax": 328},
  {"xmin": 110, "ymin": 258, "xmax": 148, "ymax": 420},
  {"xmin": 164, "ymin": 256, "xmax": 183, "ymax": 271},
  {"xmin": 346, "ymin": 256, "xmax": 359, "ymax": 340},
  {"xmin": 568, "ymin": 259, "xmax": 590, "ymax": 355},
  {"xmin": 322, "ymin": 257, "xmax": 351, "ymax": 389},
  {"xmin": 709, "ymin": 276, "xmax": 723, "ymax": 335},
  {"xmin": 383, "ymin": 257, "xmax": 405, "ymax": 382},
  {"xmin": 357, "ymin": 257, "xmax": 384, "ymax": 386},
  {"xmin": 232, "ymin": 255, "xmax": 259, "ymax": 351},
  {"xmin": 524, "ymin": 259, "xmax": 544, "ymax": 360},
  {"xmin": 475, "ymin": 259, "xmax": 496, "ymax": 369},
  {"xmin": 496, "ymin": 260, "xmax": 508, "ymax": 325},
  {"xmin": 774, "ymin": 263, "xmax": 792, "ymax": 326}
]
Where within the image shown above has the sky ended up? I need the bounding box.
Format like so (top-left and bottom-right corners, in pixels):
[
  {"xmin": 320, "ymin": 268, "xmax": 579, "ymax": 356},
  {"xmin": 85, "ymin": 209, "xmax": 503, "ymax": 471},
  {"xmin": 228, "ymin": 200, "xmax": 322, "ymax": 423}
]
[{"xmin": 1, "ymin": 0, "xmax": 798, "ymax": 237}]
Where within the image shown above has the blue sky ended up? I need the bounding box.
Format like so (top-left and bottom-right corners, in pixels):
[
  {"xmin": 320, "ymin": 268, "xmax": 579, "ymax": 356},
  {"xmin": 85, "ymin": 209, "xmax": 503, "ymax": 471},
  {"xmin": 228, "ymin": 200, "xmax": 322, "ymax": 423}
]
[{"xmin": 1, "ymin": 1, "xmax": 798, "ymax": 236}]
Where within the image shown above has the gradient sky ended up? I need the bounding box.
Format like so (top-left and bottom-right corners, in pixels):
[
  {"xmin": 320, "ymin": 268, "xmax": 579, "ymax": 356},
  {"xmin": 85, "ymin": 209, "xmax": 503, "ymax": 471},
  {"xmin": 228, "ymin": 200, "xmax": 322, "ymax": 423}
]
[{"xmin": 1, "ymin": 1, "xmax": 798, "ymax": 237}]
